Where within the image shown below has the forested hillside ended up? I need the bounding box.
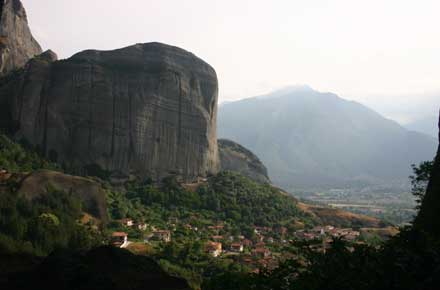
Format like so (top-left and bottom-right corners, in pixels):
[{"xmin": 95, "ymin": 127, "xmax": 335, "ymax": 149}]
[{"xmin": 0, "ymin": 133, "xmax": 385, "ymax": 289}]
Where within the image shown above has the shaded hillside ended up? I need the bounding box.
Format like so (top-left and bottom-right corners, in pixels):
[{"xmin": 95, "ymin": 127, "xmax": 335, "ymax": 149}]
[
  {"xmin": 0, "ymin": 134, "xmax": 108, "ymax": 222},
  {"xmin": 1, "ymin": 246, "xmax": 191, "ymax": 290},
  {"xmin": 297, "ymin": 202, "xmax": 385, "ymax": 228},
  {"xmin": 218, "ymin": 139, "xmax": 270, "ymax": 183},
  {"xmin": 0, "ymin": 181, "xmax": 103, "ymax": 256},
  {"xmin": 17, "ymin": 170, "xmax": 108, "ymax": 222},
  {"xmin": 0, "ymin": 134, "xmax": 107, "ymax": 255},
  {"xmin": 118, "ymin": 171, "xmax": 311, "ymax": 229},
  {"xmin": 218, "ymin": 86, "xmax": 437, "ymax": 190}
]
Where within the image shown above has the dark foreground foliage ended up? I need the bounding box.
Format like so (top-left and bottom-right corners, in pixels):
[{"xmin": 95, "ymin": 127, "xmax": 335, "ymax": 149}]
[
  {"xmin": 0, "ymin": 246, "xmax": 191, "ymax": 290},
  {"xmin": 202, "ymin": 228, "xmax": 440, "ymax": 290}
]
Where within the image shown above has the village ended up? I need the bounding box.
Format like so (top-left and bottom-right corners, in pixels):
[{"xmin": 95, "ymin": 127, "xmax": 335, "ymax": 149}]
[
  {"xmin": 109, "ymin": 217, "xmax": 376, "ymax": 273},
  {"xmin": 1, "ymin": 167, "xmax": 392, "ymax": 273}
]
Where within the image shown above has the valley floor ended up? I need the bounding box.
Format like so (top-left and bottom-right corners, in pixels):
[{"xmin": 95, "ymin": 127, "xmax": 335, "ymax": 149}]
[{"xmin": 295, "ymin": 188, "xmax": 417, "ymax": 225}]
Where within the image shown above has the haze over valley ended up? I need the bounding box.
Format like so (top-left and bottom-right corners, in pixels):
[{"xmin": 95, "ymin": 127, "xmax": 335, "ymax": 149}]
[{"xmin": 219, "ymin": 86, "xmax": 437, "ymax": 223}]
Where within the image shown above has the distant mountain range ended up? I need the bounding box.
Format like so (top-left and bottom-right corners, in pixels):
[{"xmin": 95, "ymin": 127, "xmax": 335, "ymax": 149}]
[
  {"xmin": 218, "ymin": 86, "xmax": 437, "ymax": 191},
  {"xmin": 404, "ymin": 116, "xmax": 438, "ymax": 138}
]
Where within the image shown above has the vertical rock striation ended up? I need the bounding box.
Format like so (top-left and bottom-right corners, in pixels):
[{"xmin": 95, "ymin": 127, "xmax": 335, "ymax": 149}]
[
  {"xmin": 1, "ymin": 43, "xmax": 219, "ymax": 181},
  {"xmin": 0, "ymin": 0, "xmax": 42, "ymax": 76}
]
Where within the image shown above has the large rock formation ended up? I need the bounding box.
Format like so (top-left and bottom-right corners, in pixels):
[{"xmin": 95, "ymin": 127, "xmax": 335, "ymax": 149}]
[
  {"xmin": 0, "ymin": 43, "xmax": 219, "ymax": 181},
  {"xmin": 415, "ymin": 110, "xmax": 440, "ymax": 236},
  {"xmin": 0, "ymin": 0, "xmax": 42, "ymax": 76},
  {"xmin": 218, "ymin": 139, "xmax": 270, "ymax": 183}
]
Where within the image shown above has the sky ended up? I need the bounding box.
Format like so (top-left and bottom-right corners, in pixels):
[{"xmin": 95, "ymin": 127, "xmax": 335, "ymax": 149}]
[{"xmin": 22, "ymin": 0, "xmax": 440, "ymax": 124}]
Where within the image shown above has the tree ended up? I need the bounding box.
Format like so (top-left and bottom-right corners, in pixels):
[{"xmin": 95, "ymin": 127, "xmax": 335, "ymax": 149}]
[{"xmin": 409, "ymin": 161, "xmax": 434, "ymax": 210}]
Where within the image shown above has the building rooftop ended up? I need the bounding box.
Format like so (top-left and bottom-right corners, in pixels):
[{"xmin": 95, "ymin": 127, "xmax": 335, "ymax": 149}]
[{"xmin": 112, "ymin": 232, "xmax": 128, "ymax": 237}]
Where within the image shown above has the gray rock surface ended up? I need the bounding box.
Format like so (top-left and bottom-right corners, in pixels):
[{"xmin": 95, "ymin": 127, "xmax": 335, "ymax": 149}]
[
  {"xmin": 0, "ymin": 0, "xmax": 42, "ymax": 76},
  {"xmin": 218, "ymin": 139, "xmax": 270, "ymax": 183},
  {"xmin": 1, "ymin": 43, "xmax": 219, "ymax": 181}
]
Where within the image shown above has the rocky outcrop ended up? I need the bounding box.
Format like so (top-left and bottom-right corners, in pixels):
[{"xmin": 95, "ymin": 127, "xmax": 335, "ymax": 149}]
[
  {"xmin": 17, "ymin": 170, "xmax": 108, "ymax": 222},
  {"xmin": 1, "ymin": 43, "xmax": 219, "ymax": 182},
  {"xmin": 0, "ymin": 0, "xmax": 42, "ymax": 76},
  {"xmin": 415, "ymin": 111, "xmax": 440, "ymax": 236},
  {"xmin": 218, "ymin": 139, "xmax": 270, "ymax": 183}
]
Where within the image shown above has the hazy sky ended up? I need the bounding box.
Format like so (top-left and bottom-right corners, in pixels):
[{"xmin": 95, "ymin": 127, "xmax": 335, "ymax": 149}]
[{"xmin": 22, "ymin": 0, "xmax": 439, "ymax": 123}]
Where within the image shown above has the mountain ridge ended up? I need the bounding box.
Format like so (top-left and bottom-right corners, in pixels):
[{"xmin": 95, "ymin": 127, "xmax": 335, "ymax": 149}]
[{"xmin": 218, "ymin": 86, "xmax": 437, "ymax": 190}]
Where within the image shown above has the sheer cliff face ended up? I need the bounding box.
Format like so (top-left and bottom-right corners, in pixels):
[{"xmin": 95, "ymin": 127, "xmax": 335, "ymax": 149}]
[
  {"xmin": 0, "ymin": 0, "xmax": 42, "ymax": 76},
  {"xmin": 2, "ymin": 43, "xmax": 219, "ymax": 181}
]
